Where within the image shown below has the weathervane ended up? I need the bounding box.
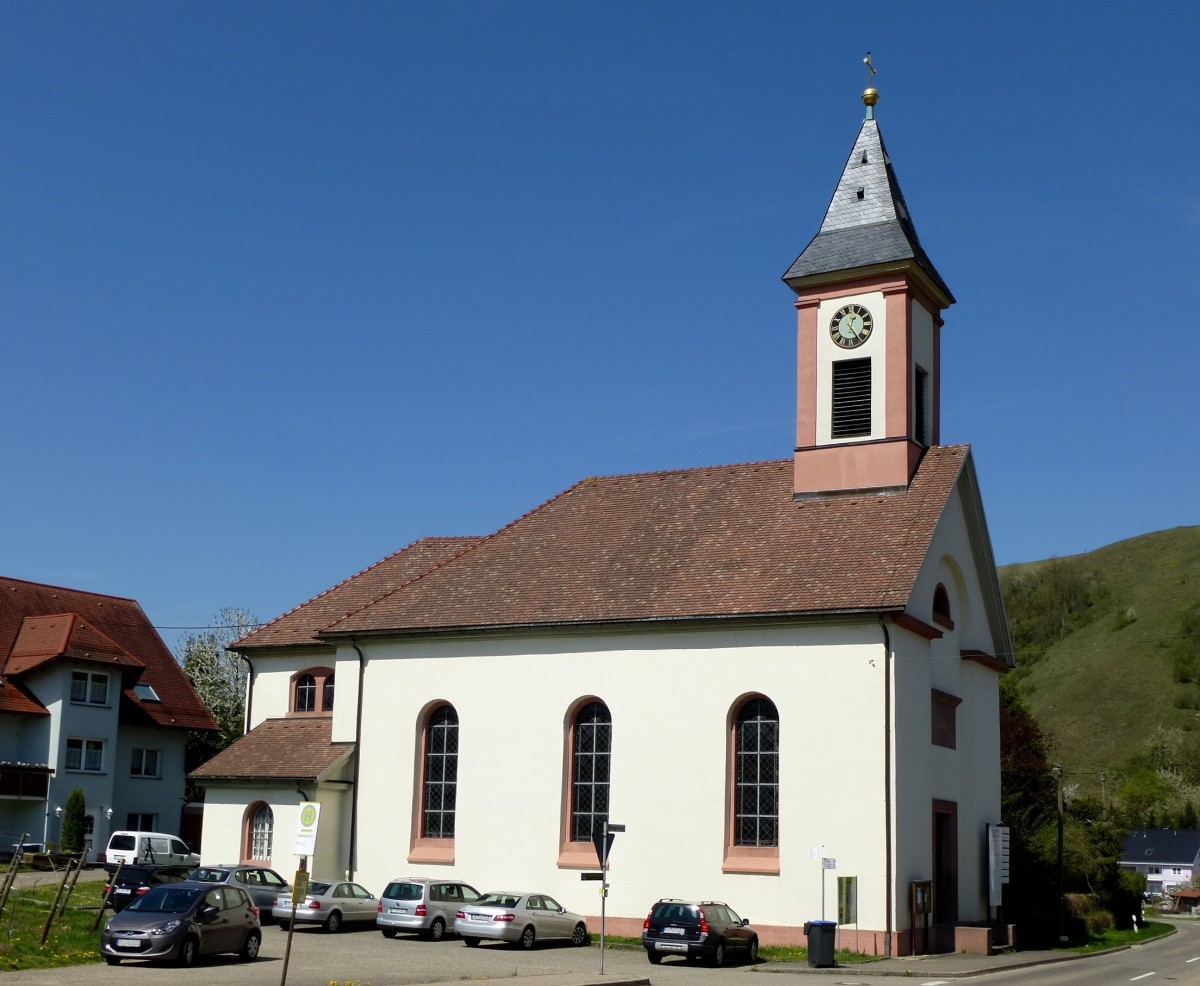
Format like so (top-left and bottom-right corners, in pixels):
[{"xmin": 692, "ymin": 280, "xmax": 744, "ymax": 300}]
[{"xmin": 862, "ymin": 51, "xmax": 879, "ymax": 119}]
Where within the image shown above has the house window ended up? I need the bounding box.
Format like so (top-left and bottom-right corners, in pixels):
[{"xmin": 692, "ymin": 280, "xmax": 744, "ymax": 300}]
[
  {"xmin": 127, "ymin": 813, "xmax": 156, "ymax": 829},
  {"xmin": 932, "ymin": 689, "xmax": 962, "ymax": 749},
  {"xmin": 734, "ymin": 697, "xmax": 779, "ymax": 847},
  {"xmin": 65, "ymin": 738, "xmax": 105, "ymax": 772},
  {"xmin": 246, "ymin": 802, "xmax": 273, "ymax": 861},
  {"xmin": 291, "ymin": 667, "xmax": 334, "ymax": 715},
  {"xmin": 932, "ymin": 584, "xmax": 953, "ymax": 629},
  {"xmin": 570, "ymin": 701, "xmax": 611, "ymax": 843},
  {"xmin": 131, "ymin": 748, "xmax": 162, "ymax": 778},
  {"xmin": 832, "ymin": 358, "xmax": 871, "ymax": 438},
  {"xmin": 70, "ymin": 671, "xmax": 108, "ymax": 705},
  {"xmin": 422, "ymin": 704, "xmax": 459, "ymax": 839}
]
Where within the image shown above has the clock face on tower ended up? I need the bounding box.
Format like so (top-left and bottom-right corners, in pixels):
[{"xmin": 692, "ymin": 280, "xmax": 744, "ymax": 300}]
[{"xmin": 829, "ymin": 303, "xmax": 874, "ymax": 349}]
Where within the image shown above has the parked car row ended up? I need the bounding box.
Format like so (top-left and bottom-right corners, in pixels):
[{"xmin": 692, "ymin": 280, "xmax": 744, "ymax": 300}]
[{"xmin": 101, "ymin": 863, "xmax": 759, "ymax": 969}]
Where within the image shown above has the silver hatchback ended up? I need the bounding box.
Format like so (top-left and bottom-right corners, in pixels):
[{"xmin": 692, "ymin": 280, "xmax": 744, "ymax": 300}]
[{"xmin": 377, "ymin": 877, "xmax": 480, "ymax": 941}]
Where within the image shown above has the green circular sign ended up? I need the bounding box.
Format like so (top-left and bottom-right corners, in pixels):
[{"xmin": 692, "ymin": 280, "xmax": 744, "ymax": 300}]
[{"xmin": 300, "ymin": 804, "xmax": 317, "ymax": 827}]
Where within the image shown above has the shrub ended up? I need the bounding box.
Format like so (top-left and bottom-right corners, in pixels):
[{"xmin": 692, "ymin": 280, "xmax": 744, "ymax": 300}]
[{"xmin": 1085, "ymin": 909, "xmax": 1115, "ymax": 934}]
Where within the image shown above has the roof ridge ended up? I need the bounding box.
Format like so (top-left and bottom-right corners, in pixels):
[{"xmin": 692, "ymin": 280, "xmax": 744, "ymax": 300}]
[
  {"xmin": 571, "ymin": 457, "xmax": 790, "ymax": 484},
  {"xmin": 0, "ymin": 575, "xmax": 139, "ymax": 606}
]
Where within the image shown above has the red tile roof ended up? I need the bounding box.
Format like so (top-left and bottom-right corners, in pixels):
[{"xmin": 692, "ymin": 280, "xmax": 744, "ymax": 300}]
[
  {"xmin": 243, "ymin": 448, "xmax": 970, "ymax": 644},
  {"xmin": 235, "ymin": 536, "xmax": 480, "ymax": 650},
  {"xmin": 189, "ymin": 717, "xmax": 354, "ymax": 782},
  {"xmin": 0, "ymin": 577, "xmax": 218, "ymax": 731}
]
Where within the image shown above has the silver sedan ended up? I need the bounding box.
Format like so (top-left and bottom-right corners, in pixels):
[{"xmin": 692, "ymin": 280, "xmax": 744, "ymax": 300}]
[
  {"xmin": 452, "ymin": 891, "xmax": 589, "ymax": 949},
  {"xmin": 271, "ymin": 880, "xmax": 377, "ymax": 933}
]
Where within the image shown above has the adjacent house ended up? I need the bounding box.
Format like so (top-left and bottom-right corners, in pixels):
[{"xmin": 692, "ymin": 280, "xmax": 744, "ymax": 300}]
[
  {"xmin": 0, "ymin": 577, "xmax": 217, "ymax": 859},
  {"xmin": 1120, "ymin": 828, "xmax": 1200, "ymax": 898},
  {"xmin": 193, "ymin": 86, "xmax": 1013, "ymax": 956}
]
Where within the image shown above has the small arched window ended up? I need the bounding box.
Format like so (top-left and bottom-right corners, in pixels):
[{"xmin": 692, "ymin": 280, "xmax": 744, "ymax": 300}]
[
  {"xmin": 245, "ymin": 802, "xmax": 273, "ymax": 861},
  {"xmin": 933, "ymin": 584, "xmax": 953, "ymax": 628},
  {"xmin": 290, "ymin": 667, "xmax": 334, "ymax": 715}
]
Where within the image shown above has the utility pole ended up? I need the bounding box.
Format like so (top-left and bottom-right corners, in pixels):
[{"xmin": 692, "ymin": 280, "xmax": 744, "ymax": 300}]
[{"xmin": 1055, "ymin": 763, "xmax": 1066, "ymax": 943}]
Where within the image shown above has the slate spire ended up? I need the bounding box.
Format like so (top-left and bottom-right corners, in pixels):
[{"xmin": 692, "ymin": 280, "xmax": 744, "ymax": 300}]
[{"xmin": 782, "ymin": 89, "xmax": 954, "ymax": 306}]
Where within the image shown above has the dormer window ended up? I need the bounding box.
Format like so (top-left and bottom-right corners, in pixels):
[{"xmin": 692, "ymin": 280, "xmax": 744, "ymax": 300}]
[
  {"xmin": 71, "ymin": 671, "xmax": 108, "ymax": 705},
  {"xmin": 291, "ymin": 667, "xmax": 334, "ymax": 715}
]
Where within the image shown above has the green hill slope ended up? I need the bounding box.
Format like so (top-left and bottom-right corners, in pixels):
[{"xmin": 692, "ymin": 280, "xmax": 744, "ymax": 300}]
[{"xmin": 1001, "ymin": 526, "xmax": 1200, "ymax": 801}]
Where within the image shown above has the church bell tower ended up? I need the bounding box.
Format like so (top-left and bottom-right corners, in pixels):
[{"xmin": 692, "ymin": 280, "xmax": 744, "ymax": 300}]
[{"xmin": 783, "ymin": 83, "xmax": 954, "ymax": 499}]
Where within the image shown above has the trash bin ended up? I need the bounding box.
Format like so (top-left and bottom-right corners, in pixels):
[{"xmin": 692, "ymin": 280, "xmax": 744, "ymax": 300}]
[{"xmin": 803, "ymin": 920, "xmax": 837, "ymax": 968}]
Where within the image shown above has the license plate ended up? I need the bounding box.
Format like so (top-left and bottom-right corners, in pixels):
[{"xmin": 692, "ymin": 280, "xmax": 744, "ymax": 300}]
[
  {"xmin": 471, "ymin": 914, "xmax": 489, "ymax": 922},
  {"xmin": 391, "ymin": 907, "xmax": 407, "ymax": 915},
  {"xmin": 116, "ymin": 939, "xmax": 141, "ymax": 949},
  {"xmin": 661, "ymin": 927, "xmax": 685, "ymax": 935},
  {"xmin": 115, "ymin": 889, "xmax": 132, "ymax": 896}
]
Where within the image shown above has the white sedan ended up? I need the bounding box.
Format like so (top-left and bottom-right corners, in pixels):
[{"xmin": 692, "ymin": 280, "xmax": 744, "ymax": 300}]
[
  {"xmin": 272, "ymin": 880, "xmax": 377, "ymax": 933},
  {"xmin": 453, "ymin": 891, "xmax": 589, "ymax": 949}
]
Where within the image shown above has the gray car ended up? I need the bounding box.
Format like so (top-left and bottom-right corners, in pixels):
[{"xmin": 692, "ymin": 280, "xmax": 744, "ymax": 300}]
[
  {"xmin": 187, "ymin": 864, "xmax": 290, "ymax": 919},
  {"xmin": 272, "ymin": 880, "xmax": 377, "ymax": 933},
  {"xmin": 452, "ymin": 891, "xmax": 588, "ymax": 949},
  {"xmin": 100, "ymin": 881, "xmax": 262, "ymax": 966},
  {"xmin": 377, "ymin": 877, "xmax": 480, "ymax": 941}
]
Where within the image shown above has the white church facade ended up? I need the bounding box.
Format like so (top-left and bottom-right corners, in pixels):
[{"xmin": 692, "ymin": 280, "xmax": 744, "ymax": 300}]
[{"xmin": 193, "ymin": 86, "xmax": 1012, "ymax": 957}]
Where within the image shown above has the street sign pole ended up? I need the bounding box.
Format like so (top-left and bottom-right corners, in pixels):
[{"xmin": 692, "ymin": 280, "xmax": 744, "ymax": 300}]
[{"xmin": 590, "ymin": 821, "xmax": 624, "ymax": 975}]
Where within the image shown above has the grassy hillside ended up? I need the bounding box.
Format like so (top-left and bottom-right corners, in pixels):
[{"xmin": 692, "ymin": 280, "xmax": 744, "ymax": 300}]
[{"xmin": 1000, "ymin": 526, "xmax": 1200, "ymax": 803}]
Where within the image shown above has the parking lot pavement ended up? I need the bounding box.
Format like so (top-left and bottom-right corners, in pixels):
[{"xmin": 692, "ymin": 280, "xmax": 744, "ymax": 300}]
[{"xmin": 0, "ymin": 925, "xmax": 717, "ymax": 986}]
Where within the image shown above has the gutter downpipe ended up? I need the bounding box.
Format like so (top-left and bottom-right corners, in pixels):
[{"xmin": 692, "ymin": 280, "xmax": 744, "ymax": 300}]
[
  {"xmin": 348, "ymin": 641, "xmax": 366, "ymax": 881},
  {"xmin": 881, "ymin": 617, "xmax": 894, "ymax": 958},
  {"xmin": 238, "ymin": 653, "xmax": 255, "ymax": 735}
]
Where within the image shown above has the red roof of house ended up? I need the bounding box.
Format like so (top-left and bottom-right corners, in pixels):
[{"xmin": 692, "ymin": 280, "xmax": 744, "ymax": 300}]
[
  {"xmin": 236, "ymin": 447, "xmax": 975, "ymax": 646},
  {"xmin": 0, "ymin": 577, "xmax": 218, "ymax": 731}
]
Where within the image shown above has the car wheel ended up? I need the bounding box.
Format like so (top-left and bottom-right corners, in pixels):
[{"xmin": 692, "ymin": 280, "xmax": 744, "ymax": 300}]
[
  {"xmin": 239, "ymin": 930, "xmax": 261, "ymax": 961},
  {"xmin": 278, "ymin": 919, "xmax": 291, "ymax": 932},
  {"xmin": 748, "ymin": 936, "xmax": 759, "ymax": 964},
  {"xmin": 427, "ymin": 917, "xmax": 446, "ymax": 941},
  {"xmin": 519, "ymin": 925, "xmax": 536, "ymax": 950},
  {"xmin": 381, "ymin": 927, "xmax": 397, "ymax": 939},
  {"xmin": 177, "ymin": 935, "xmax": 199, "ymax": 967},
  {"xmin": 324, "ymin": 910, "xmax": 343, "ymax": 933},
  {"xmin": 710, "ymin": 938, "xmax": 726, "ymax": 967},
  {"xmin": 104, "ymin": 956, "xmax": 121, "ymax": 966},
  {"xmin": 571, "ymin": 922, "xmax": 587, "ymax": 946},
  {"xmin": 464, "ymin": 937, "xmax": 481, "ymax": 947},
  {"xmin": 647, "ymin": 952, "xmax": 663, "ymax": 965}
]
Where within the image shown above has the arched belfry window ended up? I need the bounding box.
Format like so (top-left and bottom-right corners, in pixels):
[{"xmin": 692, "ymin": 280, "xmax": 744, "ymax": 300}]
[
  {"xmin": 734, "ymin": 697, "xmax": 779, "ymax": 847},
  {"xmin": 933, "ymin": 584, "xmax": 953, "ymax": 628},
  {"xmin": 295, "ymin": 674, "xmax": 316, "ymax": 712},
  {"xmin": 570, "ymin": 701, "xmax": 611, "ymax": 843},
  {"xmin": 422, "ymin": 705, "xmax": 459, "ymax": 839}
]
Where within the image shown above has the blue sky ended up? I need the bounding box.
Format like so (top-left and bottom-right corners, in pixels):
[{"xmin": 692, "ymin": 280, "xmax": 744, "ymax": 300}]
[{"xmin": 2, "ymin": 2, "xmax": 1196, "ymax": 650}]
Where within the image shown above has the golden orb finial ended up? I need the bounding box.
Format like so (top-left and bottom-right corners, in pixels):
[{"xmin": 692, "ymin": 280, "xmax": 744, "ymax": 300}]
[
  {"xmin": 862, "ymin": 52, "xmax": 879, "ymax": 119},
  {"xmin": 862, "ymin": 87, "xmax": 879, "ymax": 107}
]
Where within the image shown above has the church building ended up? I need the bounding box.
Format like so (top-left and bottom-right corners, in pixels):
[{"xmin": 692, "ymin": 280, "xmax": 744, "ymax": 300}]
[{"xmin": 192, "ymin": 85, "xmax": 1012, "ymax": 956}]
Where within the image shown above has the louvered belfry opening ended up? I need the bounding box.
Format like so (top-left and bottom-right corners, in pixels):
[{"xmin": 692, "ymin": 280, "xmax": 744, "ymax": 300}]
[{"xmin": 831, "ymin": 357, "xmax": 872, "ymax": 438}]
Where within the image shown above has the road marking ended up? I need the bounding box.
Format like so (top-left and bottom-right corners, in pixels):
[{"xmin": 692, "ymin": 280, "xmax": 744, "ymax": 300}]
[
  {"xmin": 919, "ymin": 981, "xmax": 951, "ymax": 985},
  {"xmin": 1129, "ymin": 973, "xmax": 1155, "ymax": 981},
  {"xmin": 1188, "ymin": 956, "xmax": 1200, "ymax": 963}
]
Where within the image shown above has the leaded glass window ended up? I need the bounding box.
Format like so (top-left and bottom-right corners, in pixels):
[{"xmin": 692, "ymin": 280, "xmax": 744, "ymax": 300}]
[
  {"xmin": 422, "ymin": 705, "xmax": 458, "ymax": 838},
  {"xmin": 250, "ymin": 803, "xmax": 273, "ymax": 859},
  {"xmin": 571, "ymin": 701, "xmax": 611, "ymax": 843},
  {"xmin": 295, "ymin": 674, "xmax": 316, "ymax": 712},
  {"xmin": 735, "ymin": 697, "xmax": 779, "ymax": 846}
]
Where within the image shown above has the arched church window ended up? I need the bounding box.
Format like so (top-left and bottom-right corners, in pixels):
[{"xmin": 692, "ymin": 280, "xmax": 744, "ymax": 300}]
[{"xmin": 734, "ymin": 697, "xmax": 779, "ymax": 847}]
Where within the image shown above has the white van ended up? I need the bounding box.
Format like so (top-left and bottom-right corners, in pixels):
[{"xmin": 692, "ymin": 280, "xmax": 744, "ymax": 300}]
[{"xmin": 103, "ymin": 831, "xmax": 200, "ymax": 867}]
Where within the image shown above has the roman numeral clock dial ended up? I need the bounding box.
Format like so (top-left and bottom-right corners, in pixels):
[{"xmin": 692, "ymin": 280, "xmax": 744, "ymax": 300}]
[{"xmin": 829, "ymin": 304, "xmax": 874, "ymax": 349}]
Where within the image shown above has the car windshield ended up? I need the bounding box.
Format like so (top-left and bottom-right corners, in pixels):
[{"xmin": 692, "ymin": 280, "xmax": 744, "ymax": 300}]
[
  {"xmin": 188, "ymin": 868, "xmax": 229, "ymax": 882},
  {"xmin": 126, "ymin": 885, "xmax": 204, "ymax": 913},
  {"xmin": 475, "ymin": 893, "xmax": 522, "ymax": 908},
  {"xmin": 308, "ymin": 882, "xmax": 331, "ymax": 895},
  {"xmin": 653, "ymin": 903, "xmax": 699, "ymax": 924},
  {"xmin": 385, "ymin": 882, "xmax": 423, "ymax": 901}
]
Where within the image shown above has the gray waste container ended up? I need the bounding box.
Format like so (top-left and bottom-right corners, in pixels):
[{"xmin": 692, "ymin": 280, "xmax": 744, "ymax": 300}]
[{"xmin": 803, "ymin": 920, "xmax": 837, "ymax": 968}]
